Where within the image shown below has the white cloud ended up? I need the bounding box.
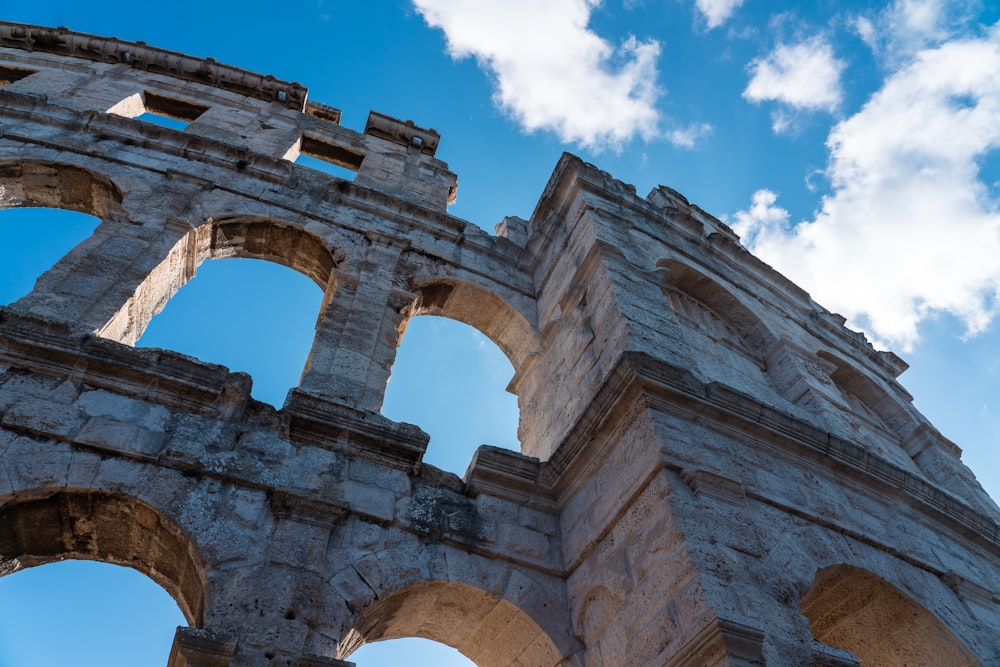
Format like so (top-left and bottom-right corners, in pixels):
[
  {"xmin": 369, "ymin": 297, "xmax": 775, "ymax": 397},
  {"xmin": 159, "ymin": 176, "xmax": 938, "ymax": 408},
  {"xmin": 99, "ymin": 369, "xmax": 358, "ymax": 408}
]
[
  {"xmin": 854, "ymin": 15, "xmax": 877, "ymax": 49},
  {"xmin": 854, "ymin": 0, "xmax": 980, "ymax": 65},
  {"xmin": 744, "ymin": 37, "xmax": 846, "ymax": 124},
  {"xmin": 666, "ymin": 122, "xmax": 713, "ymax": 148},
  {"xmin": 695, "ymin": 0, "xmax": 744, "ymax": 29},
  {"xmin": 732, "ymin": 26, "xmax": 1000, "ymax": 350},
  {"xmin": 730, "ymin": 189, "xmax": 790, "ymax": 246},
  {"xmin": 412, "ymin": 0, "xmax": 667, "ymax": 150}
]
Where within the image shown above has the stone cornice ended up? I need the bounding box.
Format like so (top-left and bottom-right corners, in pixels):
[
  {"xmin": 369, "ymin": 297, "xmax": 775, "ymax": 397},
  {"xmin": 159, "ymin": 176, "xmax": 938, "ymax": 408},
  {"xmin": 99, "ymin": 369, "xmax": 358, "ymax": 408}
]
[
  {"xmin": 545, "ymin": 349, "xmax": 1000, "ymax": 558},
  {"xmin": 0, "ymin": 308, "xmax": 250, "ymax": 419},
  {"xmin": 0, "ymin": 22, "xmax": 308, "ymax": 110}
]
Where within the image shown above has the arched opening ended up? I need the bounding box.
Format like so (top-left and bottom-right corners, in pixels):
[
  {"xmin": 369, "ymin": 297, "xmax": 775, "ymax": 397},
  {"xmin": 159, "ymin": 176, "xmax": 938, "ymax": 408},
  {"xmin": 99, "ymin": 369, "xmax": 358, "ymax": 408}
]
[
  {"xmin": 0, "ymin": 207, "xmax": 101, "ymax": 306},
  {"xmin": 208, "ymin": 217, "xmax": 339, "ymax": 287},
  {"xmin": 122, "ymin": 216, "xmax": 337, "ymax": 406},
  {"xmin": 105, "ymin": 215, "xmax": 337, "ymax": 346},
  {"xmin": 136, "ymin": 257, "xmax": 323, "ymax": 407},
  {"xmin": 0, "ymin": 489, "xmax": 207, "ymax": 625},
  {"xmin": 380, "ymin": 279, "xmax": 534, "ymax": 474},
  {"xmin": 0, "ymin": 559, "xmax": 185, "ymax": 667},
  {"xmin": 0, "ymin": 161, "xmax": 123, "ymax": 217},
  {"xmin": 801, "ymin": 564, "xmax": 979, "ymax": 666},
  {"xmin": 351, "ymin": 637, "xmax": 474, "ymax": 666},
  {"xmin": 339, "ymin": 581, "xmax": 564, "ymax": 667},
  {"xmin": 655, "ymin": 258, "xmax": 776, "ymax": 358},
  {"xmin": 405, "ymin": 280, "xmax": 538, "ymax": 370},
  {"xmin": 817, "ymin": 351, "xmax": 910, "ymax": 436},
  {"xmin": 382, "ymin": 315, "xmax": 519, "ymax": 475}
]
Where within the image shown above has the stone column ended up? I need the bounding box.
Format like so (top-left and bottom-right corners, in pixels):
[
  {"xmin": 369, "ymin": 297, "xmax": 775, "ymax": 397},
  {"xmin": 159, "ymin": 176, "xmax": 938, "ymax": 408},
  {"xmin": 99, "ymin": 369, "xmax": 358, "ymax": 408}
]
[
  {"xmin": 296, "ymin": 238, "xmax": 412, "ymax": 412},
  {"xmin": 10, "ymin": 211, "xmax": 197, "ymax": 342}
]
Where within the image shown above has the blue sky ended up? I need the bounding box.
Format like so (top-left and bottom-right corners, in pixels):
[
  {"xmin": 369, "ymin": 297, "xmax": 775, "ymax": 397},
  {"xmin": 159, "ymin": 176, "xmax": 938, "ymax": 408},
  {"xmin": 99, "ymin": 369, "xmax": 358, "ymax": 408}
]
[{"xmin": 1, "ymin": 0, "xmax": 1000, "ymax": 665}]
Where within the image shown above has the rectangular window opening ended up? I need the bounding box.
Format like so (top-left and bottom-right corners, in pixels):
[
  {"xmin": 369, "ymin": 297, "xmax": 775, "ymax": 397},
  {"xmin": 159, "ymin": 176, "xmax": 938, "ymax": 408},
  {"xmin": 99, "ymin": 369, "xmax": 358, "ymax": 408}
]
[
  {"xmin": 0, "ymin": 64, "xmax": 37, "ymax": 87},
  {"xmin": 138, "ymin": 90, "xmax": 210, "ymax": 130},
  {"xmin": 296, "ymin": 135, "xmax": 364, "ymax": 181}
]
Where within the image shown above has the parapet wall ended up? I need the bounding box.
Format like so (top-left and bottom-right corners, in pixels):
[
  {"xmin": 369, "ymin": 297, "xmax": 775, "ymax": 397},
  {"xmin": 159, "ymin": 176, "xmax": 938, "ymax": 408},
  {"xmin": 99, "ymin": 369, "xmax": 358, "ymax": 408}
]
[{"xmin": 0, "ymin": 22, "xmax": 455, "ymax": 211}]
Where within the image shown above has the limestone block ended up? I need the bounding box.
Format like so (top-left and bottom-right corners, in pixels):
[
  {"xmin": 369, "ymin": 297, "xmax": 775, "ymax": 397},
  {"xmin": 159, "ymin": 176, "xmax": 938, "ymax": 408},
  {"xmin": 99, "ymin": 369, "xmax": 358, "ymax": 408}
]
[
  {"xmin": 3, "ymin": 437, "xmax": 70, "ymax": 491},
  {"xmin": 340, "ymin": 480, "xmax": 395, "ymax": 523},
  {"xmin": 346, "ymin": 456, "xmax": 409, "ymax": 495},
  {"xmin": 326, "ymin": 565, "xmax": 376, "ymax": 613},
  {"xmin": 1, "ymin": 396, "xmax": 83, "ymax": 440},
  {"xmin": 76, "ymin": 415, "xmax": 166, "ymax": 459},
  {"xmin": 499, "ymin": 523, "xmax": 553, "ymax": 562}
]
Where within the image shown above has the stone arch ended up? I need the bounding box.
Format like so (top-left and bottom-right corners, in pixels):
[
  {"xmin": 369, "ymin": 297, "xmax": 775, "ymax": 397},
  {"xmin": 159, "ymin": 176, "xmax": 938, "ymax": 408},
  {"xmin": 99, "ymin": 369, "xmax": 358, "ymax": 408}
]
[
  {"xmin": 801, "ymin": 564, "xmax": 979, "ymax": 666},
  {"xmin": 404, "ymin": 279, "xmax": 538, "ymax": 371},
  {"xmin": 339, "ymin": 580, "xmax": 566, "ymax": 667},
  {"xmin": 0, "ymin": 488, "xmax": 207, "ymax": 626},
  {"xmin": 207, "ymin": 215, "xmax": 341, "ymax": 289},
  {"xmin": 103, "ymin": 214, "xmax": 340, "ymax": 345},
  {"xmin": 816, "ymin": 350, "xmax": 911, "ymax": 436},
  {"xmin": 575, "ymin": 585, "xmax": 619, "ymax": 640},
  {"xmin": 0, "ymin": 160, "xmax": 124, "ymax": 218},
  {"xmin": 0, "ymin": 160, "xmax": 122, "ymax": 311},
  {"xmin": 654, "ymin": 258, "xmax": 777, "ymax": 360}
]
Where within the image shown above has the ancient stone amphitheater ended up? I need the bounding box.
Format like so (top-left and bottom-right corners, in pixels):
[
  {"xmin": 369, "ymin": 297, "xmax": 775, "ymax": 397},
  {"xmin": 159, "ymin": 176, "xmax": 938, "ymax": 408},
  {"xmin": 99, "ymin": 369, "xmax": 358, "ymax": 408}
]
[{"xmin": 0, "ymin": 21, "xmax": 998, "ymax": 667}]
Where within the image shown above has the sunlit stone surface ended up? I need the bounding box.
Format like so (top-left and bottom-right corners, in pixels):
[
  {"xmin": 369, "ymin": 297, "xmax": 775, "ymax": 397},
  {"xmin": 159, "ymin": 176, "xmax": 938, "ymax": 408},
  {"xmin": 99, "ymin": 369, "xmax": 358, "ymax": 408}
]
[{"xmin": 0, "ymin": 22, "xmax": 998, "ymax": 666}]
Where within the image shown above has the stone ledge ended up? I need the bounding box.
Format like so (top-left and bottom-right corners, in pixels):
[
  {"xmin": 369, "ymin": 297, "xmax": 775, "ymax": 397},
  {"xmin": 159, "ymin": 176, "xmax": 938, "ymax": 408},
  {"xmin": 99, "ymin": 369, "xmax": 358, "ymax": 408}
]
[
  {"xmin": 811, "ymin": 641, "xmax": 862, "ymax": 667},
  {"xmin": 547, "ymin": 349, "xmax": 1000, "ymax": 554},
  {"xmin": 271, "ymin": 489, "xmax": 349, "ymax": 529},
  {"xmin": 635, "ymin": 350, "xmax": 1000, "ymax": 549},
  {"xmin": 942, "ymin": 571, "xmax": 997, "ymax": 608},
  {"xmin": 283, "ymin": 389, "xmax": 428, "ymax": 471},
  {"xmin": 0, "ymin": 22, "xmax": 307, "ymax": 110},
  {"xmin": 669, "ymin": 617, "xmax": 765, "ymax": 666},
  {"xmin": 903, "ymin": 423, "xmax": 963, "ymax": 458},
  {"xmin": 681, "ymin": 469, "xmax": 747, "ymax": 507},
  {"xmin": 167, "ymin": 627, "xmax": 236, "ymax": 667},
  {"xmin": 296, "ymin": 656, "xmax": 354, "ymax": 667},
  {"xmin": 465, "ymin": 445, "xmax": 554, "ymax": 509},
  {"xmin": 0, "ymin": 308, "xmax": 250, "ymax": 420}
]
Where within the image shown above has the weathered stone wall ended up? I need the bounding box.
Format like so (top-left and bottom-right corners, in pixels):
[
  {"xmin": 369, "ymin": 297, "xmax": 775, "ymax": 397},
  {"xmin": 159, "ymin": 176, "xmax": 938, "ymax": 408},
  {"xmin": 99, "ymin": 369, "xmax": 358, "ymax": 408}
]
[{"xmin": 1, "ymin": 22, "xmax": 999, "ymax": 667}]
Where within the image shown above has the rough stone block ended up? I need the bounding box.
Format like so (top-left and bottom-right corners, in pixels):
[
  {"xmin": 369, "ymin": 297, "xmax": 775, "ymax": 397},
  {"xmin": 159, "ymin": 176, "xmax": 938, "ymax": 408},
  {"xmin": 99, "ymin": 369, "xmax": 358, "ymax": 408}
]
[{"xmin": 76, "ymin": 415, "xmax": 166, "ymax": 459}]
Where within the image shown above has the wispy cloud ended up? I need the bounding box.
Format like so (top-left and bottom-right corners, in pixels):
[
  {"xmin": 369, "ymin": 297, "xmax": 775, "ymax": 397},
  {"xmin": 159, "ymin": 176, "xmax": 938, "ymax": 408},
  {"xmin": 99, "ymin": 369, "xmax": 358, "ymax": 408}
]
[
  {"xmin": 666, "ymin": 122, "xmax": 714, "ymax": 148},
  {"xmin": 732, "ymin": 26, "xmax": 1000, "ymax": 350},
  {"xmin": 695, "ymin": 0, "xmax": 744, "ymax": 29},
  {"xmin": 743, "ymin": 36, "xmax": 845, "ymax": 133},
  {"xmin": 411, "ymin": 0, "xmax": 672, "ymax": 150},
  {"xmin": 853, "ymin": 0, "xmax": 979, "ymax": 66}
]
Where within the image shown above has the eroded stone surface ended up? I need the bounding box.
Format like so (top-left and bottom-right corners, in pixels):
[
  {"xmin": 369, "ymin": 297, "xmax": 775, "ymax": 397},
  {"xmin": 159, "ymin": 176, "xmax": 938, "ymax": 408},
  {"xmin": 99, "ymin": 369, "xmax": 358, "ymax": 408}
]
[{"xmin": 1, "ymin": 21, "xmax": 999, "ymax": 667}]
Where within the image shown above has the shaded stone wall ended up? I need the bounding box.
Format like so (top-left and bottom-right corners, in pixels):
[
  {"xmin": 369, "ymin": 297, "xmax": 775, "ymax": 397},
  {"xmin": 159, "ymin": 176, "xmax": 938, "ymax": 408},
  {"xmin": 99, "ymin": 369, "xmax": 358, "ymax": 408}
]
[{"xmin": 1, "ymin": 22, "xmax": 999, "ymax": 666}]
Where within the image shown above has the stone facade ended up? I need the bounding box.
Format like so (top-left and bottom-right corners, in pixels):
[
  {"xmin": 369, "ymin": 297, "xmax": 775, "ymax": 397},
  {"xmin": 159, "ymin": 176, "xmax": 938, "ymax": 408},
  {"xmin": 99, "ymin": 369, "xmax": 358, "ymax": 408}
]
[{"xmin": 0, "ymin": 22, "xmax": 999, "ymax": 666}]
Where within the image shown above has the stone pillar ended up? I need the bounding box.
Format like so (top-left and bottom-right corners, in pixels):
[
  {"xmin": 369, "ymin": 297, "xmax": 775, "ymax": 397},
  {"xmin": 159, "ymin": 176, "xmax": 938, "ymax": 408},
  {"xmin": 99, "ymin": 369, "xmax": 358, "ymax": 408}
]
[
  {"xmin": 296, "ymin": 239, "xmax": 412, "ymax": 411},
  {"xmin": 10, "ymin": 212, "xmax": 196, "ymax": 341},
  {"xmin": 194, "ymin": 492, "xmax": 353, "ymax": 667}
]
